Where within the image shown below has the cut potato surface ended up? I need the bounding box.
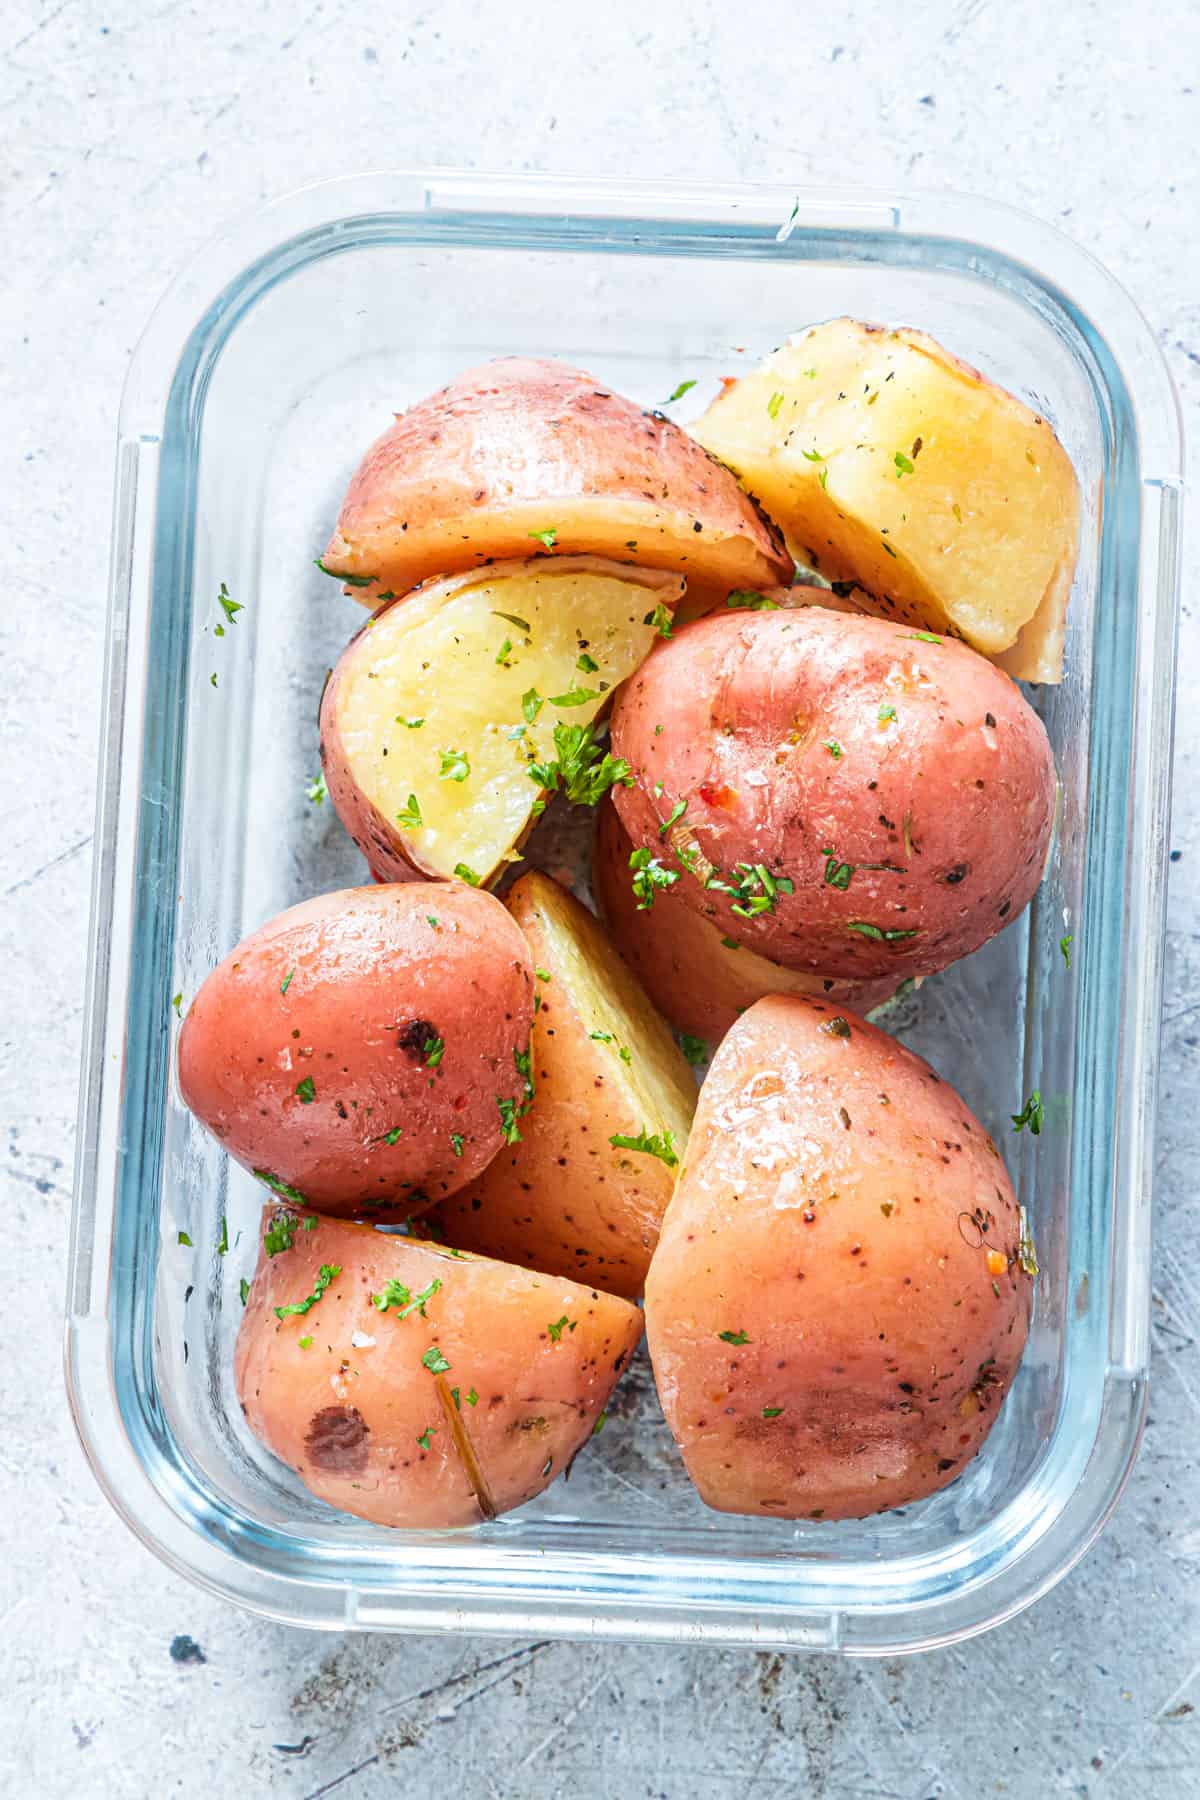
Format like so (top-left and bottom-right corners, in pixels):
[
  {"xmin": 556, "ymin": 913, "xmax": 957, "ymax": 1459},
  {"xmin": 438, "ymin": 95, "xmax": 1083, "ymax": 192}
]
[
  {"xmin": 429, "ymin": 872, "xmax": 696, "ymax": 1297},
  {"xmin": 320, "ymin": 557, "xmax": 682, "ymax": 886},
  {"xmin": 692, "ymin": 318, "xmax": 1080, "ymax": 681},
  {"xmin": 236, "ymin": 1208, "xmax": 643, "ymax": 1528},
  {"xmin": 320, "ymin": 355, "xmax": 792, "ymax": 605}
]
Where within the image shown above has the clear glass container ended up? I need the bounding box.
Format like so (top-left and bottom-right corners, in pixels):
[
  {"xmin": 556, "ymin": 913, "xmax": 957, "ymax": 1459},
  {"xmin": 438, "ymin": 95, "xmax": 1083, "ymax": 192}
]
[{"xmin": 67, "ymin": 172, "xmax": 1182, "ymax": 1652}]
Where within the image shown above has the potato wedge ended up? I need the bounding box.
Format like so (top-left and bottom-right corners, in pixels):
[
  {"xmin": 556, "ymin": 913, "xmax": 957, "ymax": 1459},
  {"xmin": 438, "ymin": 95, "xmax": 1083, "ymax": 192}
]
[
  {"xmin": 644, "ymin": 996, "xmax": 1033, "ymax": 1520},
  {"xmin": 593, "ymin": 802, "xmax": 901, "ymax": 1046},
  {"xmin": 428, "ymin": 871, "xmax": 696, "ymax": 1297},
  {"xmin": 692, "ymin": 319, "xmax": 1080, "ymax": 681},
  {"xmin": 320, "ymin": 557, "xmax": 682, "ymax": 887},
  {"xmin": 236, "ymin": 1208, "xmax": 642, "ymax": 1527},
  {"xmin": 177, "ymin": 884, "xmax": 535, "ymax": 1216},
  {"xmin": 319, "ymin": 356, "xmax": 792, "ymax": 605}
]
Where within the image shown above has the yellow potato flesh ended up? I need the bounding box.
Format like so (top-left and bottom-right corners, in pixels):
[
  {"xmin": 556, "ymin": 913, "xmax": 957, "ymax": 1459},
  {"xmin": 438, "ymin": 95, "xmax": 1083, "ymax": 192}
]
[
  {"xmin": 692, "ymin": 319, "xmax": 1080, "ymax": 680},
  {"xmin": 332, "ymin": 561, "xmax": 680, "ymax": 882}
]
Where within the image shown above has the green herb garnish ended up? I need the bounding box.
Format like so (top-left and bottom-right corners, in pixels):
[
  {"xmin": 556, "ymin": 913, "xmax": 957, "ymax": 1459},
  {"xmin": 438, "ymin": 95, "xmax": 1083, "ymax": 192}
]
[
  {"xmin": 416, "ymin": 1427, "xmax": 436, "ymax": 1450},
  {"xmin": 254, "ymin": 1171, "xmax": 309, "ymax": 1207},
  {"xmin": 547, "ymin": 686, "xmax": 600, "ymax": 709},
  {"xmin": 576, "ymin": 652, "xmax": 599, "ymax": 673},
  {"xmin": 660, "ymin": 798, "xmax": 688, "ymax": 836},
  {"xmin": 522, "ymin": 687, "xmax": 544, "ymax": 724},
  {"xmin": 878, "ymin": 703, "xmax": 898, "ymax": 725},
  {"xmin": 762, "ymin": 1407, "xmax": 783, "ymax": 1419},
  {"xmin": 372, "ymin": 1277, "xmax": 442, "ymax": 1319},
  {"xmin": 421, "ymin": 1345, "xmax": 452, "ymax": 1374},
  {"xmin": 767, "ymin": 392, "xmax": 784, "ymax": 419},
  {"xmin": 528, "ymin": 529, "xmax": 557, "ymax": 551},
  {"xmin": 679, "ymin": 1034, "xmax": 709, "ymax": 1065},
  {"xmin": 172, "ymin": 992, "xmax": 183, "ymax": 1018},
  {"xmin": 718, "ymin": 1329, "xmax": 749, "ymax": 1345},
  {"xmin": 239, "ymin": 1278, "xmax": 250, "ymax": 1305},
  {"xmin": 396, "ymin": 794, "xmax": 423, "ymax": 829},
  {"xmin": 823, "ymin": 740, "xmax": 843, "ymax": 759},
  {"xmin": 439, "ymin": 748, "xmax": 470, "ymax": 783},
  {"xmin": 424, "ymin": 1036, "xmax": 446, "ymax": 1069},
  {"xmin": 177, "ymin": 1230, "xmax": 192, "ymax": 1247},
  {"xmin": 274, "ymin": 1262, "xmax": 341, "ymax": 1320},
  {"xmin": 295, "ymin": 1076, "xmax": 315, "ymax": 1103},
  {"xmin": 726, "ymin": 589, "xmax": 781, "ymax": 610},
  {"xmin": 629, "ymin": 847, "xmax": 680, "ymax": 911},
  {"xmin": 894, "ymin": 451, "xmax": 915, "ymax": 476},
  {"xmin": 454, "ymin": 863, "xmax": 480, "ymax": 886},
  {"xmin": 609, "ymin": 1126, "xmax": 678, "ymax": 1167},
  {"xmin": 495, "ymin": 637, "xmax": 513, "ymax": 666},
  {"xmin": 822, "ymin": 849, "xmax": 855, "ymax": 890},
  {"xmin": 398, "ymin": 715, "xmax": 425, "ymax": 728},
  {"xmin": 217, "ymin": 582, "xmax": 242, "ymax": 624},
  {"xmin": 314, "ymin": 557, "xmax": 375, "ymax": 587},
  {"xmin": 905, "ymin": 631, "xmax": 942, "ymax": 644},
  {"xmin": 527, "ymin": 721, "xmax": 633, "ymax": 807},
  {"xmin": 451, "ymin": 1132, "xmax": 464, "ymax": 1157},
  {"xmin": 547, "ymin": 1315, "xmax": 573, "ymax": 1342},
  {"xmin": 1060, "ymin": 934, "xmax": 1073, "ymax": 968},
  {"xmin": 217, "ymin": 1215, "xmax": 228, "ymax": 1256},
  {"xmin": 847, "ymin": 921, "xmax": 918, "ymax": 943},
  {"xmin": 1012, "ymin": 1090, "xmax": 1044, "ymax": 1136},
  {"xmin": 306, "ymin": 770, "xmax": 328, "ymax": 805},
  {"xmin": 664, "ymin": 379, "xmax": 697, "ymax": 404},
  {"xmin": 280, "ymin": 969, "xmax": 295, "ymax": 996}
]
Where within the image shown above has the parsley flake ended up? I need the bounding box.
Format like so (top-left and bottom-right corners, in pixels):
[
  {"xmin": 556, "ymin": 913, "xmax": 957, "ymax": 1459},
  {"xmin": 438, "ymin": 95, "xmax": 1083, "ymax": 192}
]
[
  {"xmin": 218, "ymin": 582, "xmax": 242, "ymax": 624},
  {"xmin": 306, "ymin": 770, "xmax": 328, "ymax": 806},
  {"xmin": 629, "ymin": 847, "xmax": 681, "ymax": 911},
  {"xmin": 439, "ymin": 748, "xmax": 470, "ymax": 783},
  {"xmin": 664, "ymin": 379, "xmax": 697, "ymax": 404},
  {"xmin": 609, "ymin": 1126, "xmax": 678, "ymax": 1167},
  {"xmin": 454, "ymin": 863, "xmax": 480, "ymax": 886},
  {"xmin": 726, "ymin": 589, "xmax": 780, "ymax": 610},
  {"xmin": 643, "ymin": 602, "xmax": 674, "ymax": 638},
  {"xmin": 1060, "ymin": 934, "xmax": 1073, "ymax": 968},
  {"xmin": 421, "ymin": 1345, "xmax": 452, "ymax": 1374},
  {"xmin": 528, "ymin": 529, "xmax": 557, "ymax": 551},
  {"xmin": 274, "ymin": 1262, "xmax": 341, "ymax": 1320},
  {"xmin": 396, "ymin": 793, "xmax": 423, "ymax": 829},
  {"xmin": 1012, "ymin": 1090, "xmax": 1044, "ymax": 1136},
  {"xmin": 295, "ymin": 1076, "xmax": 315, "ymax": 1103},
  {"xmin": 679, "ymin": 1034, "xmax": 709, "ymax": 1065},
  {"xmin": 718, "ymin": 1329, "xmax": 749, "ymax": 1345}
]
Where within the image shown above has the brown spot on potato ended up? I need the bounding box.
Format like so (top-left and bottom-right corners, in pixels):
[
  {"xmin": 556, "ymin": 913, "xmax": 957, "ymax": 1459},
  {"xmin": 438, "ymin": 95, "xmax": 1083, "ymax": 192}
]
[
  {"xmin": 305, "ymin": 1407, "xmax": 369, "ymax": 1475},
  {"xmin": 395, "ymin": 1018, "xmax": 438, "ymax": 1059}
]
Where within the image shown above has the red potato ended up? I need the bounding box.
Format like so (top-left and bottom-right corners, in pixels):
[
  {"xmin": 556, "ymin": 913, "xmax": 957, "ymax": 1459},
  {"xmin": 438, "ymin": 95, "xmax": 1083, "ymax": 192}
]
[
  {"xmin": 644, "ymin": 996, "xmax": 1034, "ymax": 1521},
  {"xmin": 592, "ymin": 801, "xmax": 901, "ymax": 1047},
  {"xmin": 178, "ymin": 884, "xmax": 534, "ymax": 1216},
  {"xmin": 318, "ymin": 357, "xmax": 792, "ymax": 606},
  {"xmin": 610, "ymin": 607, "xmax": 1055, "ymax": 981},
  {"xmin": 236, "ymin": 1209, "xmax": 643, "ymax": 1527}
]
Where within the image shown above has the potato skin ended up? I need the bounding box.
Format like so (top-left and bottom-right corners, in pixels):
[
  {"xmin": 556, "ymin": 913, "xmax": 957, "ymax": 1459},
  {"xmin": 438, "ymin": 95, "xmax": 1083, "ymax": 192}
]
[
  {"xmin": 610, "ymin": 607, "xmax": 1055, "ymax": 980},
  {"xmin": 320, "ymin": 356, "xmax": 792, "ymax": 603},
  {"xmin": 593, "ymin": 802, "xmax": 900, "ymax": 1044},
  {"xmin": 236, "ymin": 1209, "xmax": 643, "ymax": 1528},
  {"xmin": 178, "ymin": 885, "xmax": 535, "ymax": 1215},
  {"xmin": 428, "ymin": 872, "xmax": 696, "ymax": 1299},
  {"xmin": 644, "ymin": 996, "xmax": 1033, "ymax": 1521}
]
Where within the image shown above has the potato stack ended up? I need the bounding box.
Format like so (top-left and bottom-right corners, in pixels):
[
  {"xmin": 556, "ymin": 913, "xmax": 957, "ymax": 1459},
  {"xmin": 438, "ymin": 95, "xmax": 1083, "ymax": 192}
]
[{"xmin": 180, "ymin": 329, "xmax": 1075, "ymax": 1526}]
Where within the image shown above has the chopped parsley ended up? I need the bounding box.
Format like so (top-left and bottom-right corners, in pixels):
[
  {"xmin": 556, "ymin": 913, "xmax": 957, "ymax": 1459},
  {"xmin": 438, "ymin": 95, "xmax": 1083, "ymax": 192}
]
[
  {"xmin": 767, "ymin": 391, "xmax": 784, "ymax": 419},
  {"xmin": 576, "ymin": 652, "xmax": 599, "ymax": 673},
  {"xmin": 629, "ymin": 847, "xmax": 680, "ymax": 911},
  {"xmin": 313, "ymin": 557, "xmax": 375, "ymax": 587},
  {"xmin": 239, "ymin": 1278, "xmax": 250, "ymax": 1306},
  {"xmin": 952, "ymin": 502, "xmax": 963, "ymax": 523},
  {"xmin": 210, "ymin": 673, "xmax": 218, "ymax": 687},
  {"xmin": 274, "ymin": 1262, "xmax": 341, "ymax": 1321},
  {"xmin": 535, "ymin": 966, "xmax": 551, "ymax": 982},
  {"xmin": 295, "ymin": 1076, "xmax": 315, "ymax": 1103},
  {"xmin": 527, "ymin": 721, "xmax": 633, "ymax": 807},
  {"xmin": 495, "ymin": 637, "xmax": 513, "ymax": 666},
  {"xmin": 398, "ymin": 715, "xmax": 425, "ymax": 728},
  {"xmin": 396, "ymin": 793, "xmax": 423, "ymax": 829},
  {"xmin": 762, "ymin": 1407, "xmax": 784, "ymax": 1419},
  {"xmin": 1018, "ymin": 1205, "xmax": 1040, "ymax": 1277},
  {"xmin": 1011, "ymin": 1090, "xmax": 1044, "ymax": 1136},
  {"xmin": 280, "ymin": 968, "xmax": 295, "ymax": 996},
  {"xmin": 664, "ymin": 379, "xmax": 697, "ymax": 404},
  {"xmin": 878, "ymin": 702, "xmax": 898, "ymax": 725},
  {"xmin": 609, "ymin": 1126, "xmax": 678, "ymax": 1167},
  {"xmin": 372, "ymin": 1276, "xmax": 442, "ymax": 1319},
  {"xmin": 217, "ymin": 1215, "xmax": 229, "ymax": 1256},
  {"xmin": 298, "ymin": 1334, "xmax": 312, "ymax": 1349},
  {"xmin": 643, "ymin": 602, "xmax": 674, "ymax": 638},
  {"xmin": 421, "ymin": 1345, "xmax": 452, "ymax": 1374},
  {"xmin": 439, "ymin": 748, "xmax": 470, "ymax": 783},
  {"xmin": 497, "ymin": 1096, "xmax": 523, "ymax": 1145},
  {"xmin": 424, "ymin": 1036, "xmax": 446, "ymax": 1069},
  {"xmin": 823, "ymin": 740, "xmax": 843, "ymax": 760},
  {"xmin": 306, "ymin": 770, "xmax": 328, "ymax": 806},
  {"xmin": 217, "ymin": 582, "xmax": 242, "ymax": 624},
  {"xmin": 906, "ymin": 631, "xmax": 942, "ymax": 644},
  {"xmin": 822, "ymin": 849, "xmax": 855, "ymax": 890},
  {"xmin": 492, "ymin": 610, "xmax": 531, "ymax": 635},
  {"xmin": 679, "ymin": 1034, "xmax": 709, "ymax": 1065},
  {"xmin": 707, "ymin": 863, "xmax": 794, "ymax": 919},
  {"xmin": 451, "ymin": 1133, "xmax": 464, "ymax": 1157},
  {"xmin": 801, "ymin": 447, "xmax": 826, "ymax": 463},
  {"xmin": 592, "ymin": 1410, "xmax": 607, "ymax": 1436},
  {"xmin": 660, "ymin": 798, "xmax": 688, "ymax": 836},
  {"xmin": 1060, "ymin": 934, "xmax": 1073, "ymax": 968},
  {"xmin": 177, "ymin": 1230, "xmax": 192, "ymax": 1247},
  {"xmin": 847, "ymin": 921, "xmax": 918, "ymax": 943},
  {"xmin": 382, "ymin": 1126, "xmax": 403, "ymax": 1145},
  {"xmin": 718, "ymin": 1329, "xmax": 749, "ymax": 1345},
  {"xmin": 416, "ymin": 1427, "xmax": 436, "ymax": 1450},
  {"xmin": 263, "ymin": 1210, "xmax": 297, "ymax": 1256},
  {"xmin": 528, "ymin": 529, "xmax": 557, "ymax": 551},
  {"xmin": 522, "ymin": 687, "xmax": 544, "ymax": 724},
  {"xmin": 547, "ymin": 1315, "xmax": 575, "ymax": 1342},
  {"xmin": 894, "ymin": 451, "xmax": 915, "ymax": 476},
  {"xmin": 725, "ymin": 588, "xmax": 780, "ymax": 610},
  {"xmin": 172, "ymin": 991, "xmax": 183, "ymax": 1018},
  {"xmin": 255, "ymin": 1170, "xmax": 309, "ymax": 1207},
  {"xmin": 547, "ymin": 686, "xmax": 600, "ymax": 709},
  {"xmin": 453, "ymin": 863, "xmax": 480, "ymax": 886}
]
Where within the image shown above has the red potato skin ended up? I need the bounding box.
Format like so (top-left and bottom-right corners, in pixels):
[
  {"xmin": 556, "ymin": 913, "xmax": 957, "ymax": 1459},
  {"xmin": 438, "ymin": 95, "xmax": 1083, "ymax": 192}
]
[
  {"xmin": 644, "ymin": 996, "xmax": 1033, "ymax": 1520},
  {"xmin": 320, "ymin": 357, "xmax": 792, "ymax": 602},
  {"xmin": 236, "ymin": 1210, "xmax": 643, "ymax": 1528},
  {"xmin": 592, "ymin": 802, "xmax": 900, "ymax": 1044},
  {"xmin": 610, "ymin": 608, "xmax": 1055, "ymax": 980},
  {"xmin": 178, "ymin": 885, "xmax": 534, "ymax": 1216}
]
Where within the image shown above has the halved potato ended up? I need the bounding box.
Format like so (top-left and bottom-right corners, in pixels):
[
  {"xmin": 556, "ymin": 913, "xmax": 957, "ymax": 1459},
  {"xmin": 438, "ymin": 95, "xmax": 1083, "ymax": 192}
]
[
  {"xmin": 320, "ymin": 557, "xmax": 682, "ymax": 886},
  {"xmin": 319, "ymin": 356, "xmax": 792, "ymax": 606},
  {"xmin": 428, "ymin": 871, "xmax": 696, "ymax": 1297},
  {"xmin": 692, "ymin": 319, "xmax": 1080, "ymax": 681},
  {"xmin": 236, "ymin": 1207, "xmax": 643, "ymax": 1528},
  {"xmin": 592, "ymin": 803, "xmax": 902, "ymax": 1046}
]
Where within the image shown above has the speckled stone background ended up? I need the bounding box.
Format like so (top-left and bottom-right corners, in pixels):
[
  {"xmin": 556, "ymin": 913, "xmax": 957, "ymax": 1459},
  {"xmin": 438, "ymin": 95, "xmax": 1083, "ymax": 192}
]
[{"xmin": 2, "ymin": 2, "xmax": 1197, "ymax": 1795}]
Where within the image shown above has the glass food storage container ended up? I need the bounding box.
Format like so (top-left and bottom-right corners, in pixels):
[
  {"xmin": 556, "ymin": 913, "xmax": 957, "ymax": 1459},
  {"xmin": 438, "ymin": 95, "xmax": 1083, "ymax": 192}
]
[{"xmin": 67, "ymin": 172, "xmax": 1182, "ymax": 1653}]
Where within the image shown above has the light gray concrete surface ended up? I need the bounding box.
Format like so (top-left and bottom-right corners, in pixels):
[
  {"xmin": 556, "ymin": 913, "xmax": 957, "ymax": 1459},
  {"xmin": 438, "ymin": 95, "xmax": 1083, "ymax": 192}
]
[{"xmin": 2, "ymin": 1, "xmax": 1198, "ymax": 1794}]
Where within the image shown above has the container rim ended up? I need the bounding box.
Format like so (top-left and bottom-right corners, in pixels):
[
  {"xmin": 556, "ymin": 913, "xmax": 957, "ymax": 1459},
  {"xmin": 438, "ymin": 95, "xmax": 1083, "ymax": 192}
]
[{"xmin": 67, "ymin": 169, "xmax": 1182, "ymax": 1654}]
